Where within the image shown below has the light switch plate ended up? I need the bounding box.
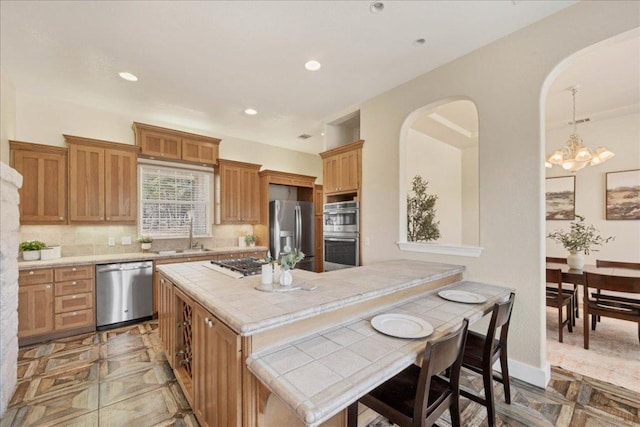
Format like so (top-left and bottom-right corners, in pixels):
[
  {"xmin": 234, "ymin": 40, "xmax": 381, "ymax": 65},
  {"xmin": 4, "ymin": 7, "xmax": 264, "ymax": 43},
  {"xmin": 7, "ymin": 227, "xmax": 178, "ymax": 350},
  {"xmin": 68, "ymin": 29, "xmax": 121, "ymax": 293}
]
[
  {"xmin": 121, "ymin": 236, "xmax": 132, "ymax": 245},
  {"xmin": 108, "ymin": 237, "xmax": 115, "ymax": 246}
]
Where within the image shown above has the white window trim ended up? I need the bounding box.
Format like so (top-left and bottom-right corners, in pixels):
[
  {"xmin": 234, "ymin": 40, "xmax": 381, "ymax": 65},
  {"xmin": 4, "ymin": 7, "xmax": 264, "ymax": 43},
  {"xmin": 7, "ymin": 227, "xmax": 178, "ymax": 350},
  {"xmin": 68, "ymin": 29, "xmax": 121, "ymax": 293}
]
[
  {"xmin": 138, "ymin": 159, "xmax": 214, "ymax": 239},
  {"xmin": 397, "ymin": 241, "xmax": 484, "ymax": 257}
]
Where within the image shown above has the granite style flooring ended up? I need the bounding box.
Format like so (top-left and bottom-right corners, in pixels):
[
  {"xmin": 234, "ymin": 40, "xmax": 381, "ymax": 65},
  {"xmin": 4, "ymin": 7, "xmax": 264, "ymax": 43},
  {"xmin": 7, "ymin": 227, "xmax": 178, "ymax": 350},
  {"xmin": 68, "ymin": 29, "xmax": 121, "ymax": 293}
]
[{"xmin": 2, "ymin": 320, "xmax": 639, "ymax": 427}]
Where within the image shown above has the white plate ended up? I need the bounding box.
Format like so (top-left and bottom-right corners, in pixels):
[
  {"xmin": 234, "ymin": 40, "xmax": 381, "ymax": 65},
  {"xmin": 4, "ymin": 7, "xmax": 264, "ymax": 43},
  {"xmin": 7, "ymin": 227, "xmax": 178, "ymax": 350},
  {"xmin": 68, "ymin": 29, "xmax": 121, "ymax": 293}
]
[
  {"xmin": 371, "ymin": 314, "xmax": 433, "ymax": 339},
  {"xmin": 438, "ymin": 290, "xmax": 487, "ymax": 304}
]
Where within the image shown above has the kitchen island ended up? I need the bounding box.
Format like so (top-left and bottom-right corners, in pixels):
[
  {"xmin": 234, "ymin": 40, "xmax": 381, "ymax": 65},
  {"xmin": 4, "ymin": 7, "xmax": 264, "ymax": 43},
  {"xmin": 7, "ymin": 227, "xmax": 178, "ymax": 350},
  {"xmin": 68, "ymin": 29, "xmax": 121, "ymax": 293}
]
[{"xmin": 156, "ymin": 259, "xmax": 511, "ymax": 427}]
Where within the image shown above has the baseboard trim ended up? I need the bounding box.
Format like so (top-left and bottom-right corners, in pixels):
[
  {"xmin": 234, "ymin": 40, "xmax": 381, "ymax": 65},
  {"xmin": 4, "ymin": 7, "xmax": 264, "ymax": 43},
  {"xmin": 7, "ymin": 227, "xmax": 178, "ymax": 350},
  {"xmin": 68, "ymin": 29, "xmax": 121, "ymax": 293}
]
[{"xmin": 494, "ymin": 358, "xmax": 551, "ymax": 389}]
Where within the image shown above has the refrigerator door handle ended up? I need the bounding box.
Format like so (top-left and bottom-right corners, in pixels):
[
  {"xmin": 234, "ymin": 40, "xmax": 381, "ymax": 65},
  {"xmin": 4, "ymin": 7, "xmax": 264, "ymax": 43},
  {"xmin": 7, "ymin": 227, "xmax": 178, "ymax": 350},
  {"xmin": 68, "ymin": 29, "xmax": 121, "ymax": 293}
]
[{"xmin": 295, "ymin": 205, "xmax": 302, "ymax": 250}]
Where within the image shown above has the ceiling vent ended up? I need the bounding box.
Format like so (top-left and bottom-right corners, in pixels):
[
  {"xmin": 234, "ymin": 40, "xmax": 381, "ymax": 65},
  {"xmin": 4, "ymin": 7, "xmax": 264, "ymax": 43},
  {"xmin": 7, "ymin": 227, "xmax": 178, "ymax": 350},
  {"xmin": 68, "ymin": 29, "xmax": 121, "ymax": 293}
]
[{"xmin": 297, "ymin": 134, "xmax": 312, "ymax": 140}]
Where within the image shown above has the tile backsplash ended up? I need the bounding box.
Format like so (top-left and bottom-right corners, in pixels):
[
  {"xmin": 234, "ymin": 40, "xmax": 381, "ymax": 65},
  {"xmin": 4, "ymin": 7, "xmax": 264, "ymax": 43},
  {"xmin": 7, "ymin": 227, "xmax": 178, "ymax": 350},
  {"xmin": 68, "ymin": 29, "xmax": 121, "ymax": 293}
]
[{"xmin": 19, "ymin": 224, "xmax": 254, "ymax": 257}]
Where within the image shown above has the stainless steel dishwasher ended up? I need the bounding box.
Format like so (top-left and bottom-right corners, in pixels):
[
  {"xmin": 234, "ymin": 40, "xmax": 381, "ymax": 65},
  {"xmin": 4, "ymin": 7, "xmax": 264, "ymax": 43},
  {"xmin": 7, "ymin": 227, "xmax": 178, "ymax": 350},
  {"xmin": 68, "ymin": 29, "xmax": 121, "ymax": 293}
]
[{"xmin": 96, "ymin": 260, "xmax": 153, "ymax": 330}]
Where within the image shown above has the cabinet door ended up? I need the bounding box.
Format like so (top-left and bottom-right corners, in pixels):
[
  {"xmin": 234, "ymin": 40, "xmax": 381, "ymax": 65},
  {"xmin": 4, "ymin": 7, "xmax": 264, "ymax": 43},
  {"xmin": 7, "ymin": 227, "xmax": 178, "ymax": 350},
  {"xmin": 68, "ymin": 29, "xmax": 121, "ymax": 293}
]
[
  {"xmin": 339, "ymin": 150, "xmax": 359, "ymax": 192},
  {"xmin": 323, "ymin": 155, "xmax": 339, "ymax": 193},
  {"xmin": 158, "ymin": 275, "xmax": 176, "ymax": 369},
  {"xmin": 240, "ymin": 167, "xmax": 260, "ymax": 223},
  {"xmin": 139, "ymin": 130, "xmax": 181, "ymax": 160},
  {"xmin": 18, "ymin": 283, "xmax": 54, "ymax": 338},
  {"xmin": 220, "ymin": 164, "xmax": 242, "ymax": 222},
  {"xmin": 69, "ymin": 144, "xmax": 105, "ymax": 222},
  {"xmin": 104, "ymin": 148, "xmax": 137, "ymax": 222},
  {"xmin": 194, "ymin": 304, "xmax": 241, "ymax": 427},
  {"xmin": 314, "ymin": 185, "xmax": 324, "ymax": 216},
  {"xmin": 12, "ymin": 149, "xmax": 67, "ymax": 224},
  {"xmin": 182, "ymin": 139, "xmax": 219, "ymax": 166}
]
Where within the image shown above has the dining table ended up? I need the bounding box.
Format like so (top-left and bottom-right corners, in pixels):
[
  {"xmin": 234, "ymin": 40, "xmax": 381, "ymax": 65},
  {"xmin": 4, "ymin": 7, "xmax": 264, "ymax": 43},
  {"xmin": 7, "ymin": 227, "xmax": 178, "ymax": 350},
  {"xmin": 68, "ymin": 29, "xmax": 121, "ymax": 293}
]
[{"xmin": 546, "ymin": 262, "xmax": 640, "ymax": 349}]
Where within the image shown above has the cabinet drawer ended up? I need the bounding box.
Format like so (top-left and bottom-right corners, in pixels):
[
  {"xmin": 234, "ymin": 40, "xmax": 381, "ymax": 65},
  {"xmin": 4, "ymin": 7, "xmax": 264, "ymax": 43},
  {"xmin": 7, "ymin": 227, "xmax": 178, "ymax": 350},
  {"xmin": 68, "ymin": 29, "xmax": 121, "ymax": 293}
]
[
  {"xmin": 242, "ymin": 250, "xmax": 266, "ymax": 259},
  {"xmin": 55, "ymin": 308, "xmax": 94, "ymax": 331},
  {"xmin": 19, "ymin": 269, "xmax": 54, "ymax": 285},
  {"xmin": 55, "ymin": 279, "xmax": 94, "ymax": 296},
  {"xmin": 55, "ymin": 292, "xmax": 93, "ymax": 313},
  {"xmin": 55, "ymin": 265, "xmax": 93, "ymax": 282}
]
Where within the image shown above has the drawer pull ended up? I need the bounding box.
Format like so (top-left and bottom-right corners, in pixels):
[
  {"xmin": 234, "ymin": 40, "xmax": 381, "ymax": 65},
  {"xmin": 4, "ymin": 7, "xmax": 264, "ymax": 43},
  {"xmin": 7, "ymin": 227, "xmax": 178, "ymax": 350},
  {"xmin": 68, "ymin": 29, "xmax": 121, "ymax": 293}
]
[
  {"xmin": 59, "ymin": 216, "xmax": 64, "ymax": 220},
  {"xmin": 72, "ymin": 312, "xmax": 77, "ymax": 316},
  {"xmin": 72, "ymin": 295, "xmax": 77, "ymax": 299},
  {"xmin": 71, "ymin": 268, "xmax": 77, "ymax": 272},
  {"xmin": 72, "ymin": 282, "xmax": 77, "ymax": 285},
  {"xmin": 29, "ymin": 271, "xmax": 34, "ymax": 275},
  {"xmin": 46, "ymin": 285, "xmax": 51, "ymax": 289}
]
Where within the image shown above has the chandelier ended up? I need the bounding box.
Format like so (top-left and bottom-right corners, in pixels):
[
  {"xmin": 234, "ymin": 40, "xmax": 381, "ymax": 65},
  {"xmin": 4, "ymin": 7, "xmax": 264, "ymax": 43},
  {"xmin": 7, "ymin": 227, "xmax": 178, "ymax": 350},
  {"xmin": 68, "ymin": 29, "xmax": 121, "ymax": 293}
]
[{"xmin": 546, "ymin": 87, "xmax": 614, "ymax": 172}]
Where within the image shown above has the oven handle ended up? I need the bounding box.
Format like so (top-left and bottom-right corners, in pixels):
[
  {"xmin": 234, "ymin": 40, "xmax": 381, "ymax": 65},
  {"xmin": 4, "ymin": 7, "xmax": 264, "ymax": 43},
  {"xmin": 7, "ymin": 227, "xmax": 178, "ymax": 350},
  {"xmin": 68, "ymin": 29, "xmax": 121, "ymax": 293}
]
[
  {"xmin": 324, "ymin": 237, "xmax": 357, "ymax": 242},
  {"xmin": 323, "ymin": 210, "xmax": 358, "ymax": 215}
]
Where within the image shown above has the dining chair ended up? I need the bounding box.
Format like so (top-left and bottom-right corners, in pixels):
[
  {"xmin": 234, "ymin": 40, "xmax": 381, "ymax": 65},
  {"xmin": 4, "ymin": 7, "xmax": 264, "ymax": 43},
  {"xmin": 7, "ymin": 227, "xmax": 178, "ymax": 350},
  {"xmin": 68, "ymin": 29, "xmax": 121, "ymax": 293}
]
[
  {"xmin": 546, "ymin": 256, "xmax": 578, "ymax": 323},
  {"xmin": 459, "ymin": 292, "xmax": 515, "ymax": 427},
  {"xmin": 592, "ymin": 260, "xmax": 640, "ymax": 328},
  {"xmin": 546, "ymin": 268, "xmax": 573, "ymax": 342},
  {"xmin": 583, "ymin": 272, "xmax": 640, "ymax": 348},
  {"xmin": 347, "ymin": 318, "xmax": 469, "ymax": 427}
]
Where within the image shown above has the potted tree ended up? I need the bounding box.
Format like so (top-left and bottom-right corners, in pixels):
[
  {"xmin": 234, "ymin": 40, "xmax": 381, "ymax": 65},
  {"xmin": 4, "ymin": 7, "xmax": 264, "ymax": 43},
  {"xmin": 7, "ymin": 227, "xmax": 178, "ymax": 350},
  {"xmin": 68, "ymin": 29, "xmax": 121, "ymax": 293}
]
[
  {"xmin": 547, "ymin": 215, "xmax": 614, "ymax": 270},
  {"xmin": 19, "ymin": 240, "xmax": 47, "ymax": 261}
]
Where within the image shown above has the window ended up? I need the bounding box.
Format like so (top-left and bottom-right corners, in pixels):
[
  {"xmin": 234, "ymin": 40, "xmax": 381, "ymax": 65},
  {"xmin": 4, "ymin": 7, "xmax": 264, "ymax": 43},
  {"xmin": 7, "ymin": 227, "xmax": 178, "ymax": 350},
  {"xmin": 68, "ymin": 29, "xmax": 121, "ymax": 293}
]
[{"xmin": 139, "ymin": 162, "xmax": 213, "ymax": 238}]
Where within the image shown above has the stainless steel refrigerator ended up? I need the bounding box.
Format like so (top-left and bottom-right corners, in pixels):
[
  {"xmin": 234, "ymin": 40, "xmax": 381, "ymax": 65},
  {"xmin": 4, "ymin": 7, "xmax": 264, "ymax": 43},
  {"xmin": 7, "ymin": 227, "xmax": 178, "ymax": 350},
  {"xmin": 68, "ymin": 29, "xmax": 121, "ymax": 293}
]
[{"xmin": 269, "ymin": 200, "xmax": 315, "ymax": 271}]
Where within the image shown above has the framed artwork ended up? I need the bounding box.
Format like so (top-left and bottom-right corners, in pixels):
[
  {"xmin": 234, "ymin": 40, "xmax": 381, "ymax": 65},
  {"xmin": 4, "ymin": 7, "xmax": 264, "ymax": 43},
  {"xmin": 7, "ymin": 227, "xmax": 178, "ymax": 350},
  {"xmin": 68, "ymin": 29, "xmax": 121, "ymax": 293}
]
[
  {"xmin": 606, "ymin": 169, "xmax": 640, "ymax": 220},
  {"xmin": 545, "ymin": 176, "xmax": 575, "ymax": 220}
]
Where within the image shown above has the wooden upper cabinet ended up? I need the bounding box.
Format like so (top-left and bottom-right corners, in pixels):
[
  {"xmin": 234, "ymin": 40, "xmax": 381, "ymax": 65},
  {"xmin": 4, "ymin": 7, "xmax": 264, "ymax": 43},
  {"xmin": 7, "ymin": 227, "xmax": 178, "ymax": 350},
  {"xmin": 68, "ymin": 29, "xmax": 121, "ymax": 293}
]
[
  {"xmin": 65, "ymin": 135, "xmax": 140, "ymax": 224},
  {"xmin": 319, "ymin": 140, "xmax": 363, "ymax": 195},
  {"xmin": 136, "ymin": 128, "xmax": 181, "ymax": 160},
  {"xmin": 219, "ymin": 159, "xmax": 261, "ymax": 224},
  {"xmin": 133, "ymin": 122, "xmax": 220, "ymax": 166},
  {"xmin": 105, "ymin": 148, "xmax": 137, "ymax": 222},
  {"xmin": 10, "ymin": 141, "xmax": 68, "ymax": 224}
]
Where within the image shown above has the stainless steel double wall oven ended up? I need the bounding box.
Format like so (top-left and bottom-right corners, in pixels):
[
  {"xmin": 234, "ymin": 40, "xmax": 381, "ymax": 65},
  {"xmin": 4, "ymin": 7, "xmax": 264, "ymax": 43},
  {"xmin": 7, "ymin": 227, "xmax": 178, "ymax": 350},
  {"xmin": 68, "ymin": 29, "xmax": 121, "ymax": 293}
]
[{"xmin": 323, "ymin": 201, "xmax": 359, "ymax": 271}]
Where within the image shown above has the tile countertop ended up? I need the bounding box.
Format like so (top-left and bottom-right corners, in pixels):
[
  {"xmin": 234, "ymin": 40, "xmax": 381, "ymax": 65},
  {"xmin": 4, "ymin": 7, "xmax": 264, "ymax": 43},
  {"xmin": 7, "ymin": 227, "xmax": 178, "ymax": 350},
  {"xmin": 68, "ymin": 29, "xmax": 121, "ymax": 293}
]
[
  {"xmin": 18, "ymin": 246, "xmax": 269, "ymax": 270},
  {"xmin": 157, "ymin": 259, "xmax": 465, "ymax": 337},
  {"xmin": 247, "ymin": 280, "xmax": 512, "ymax": 427}
]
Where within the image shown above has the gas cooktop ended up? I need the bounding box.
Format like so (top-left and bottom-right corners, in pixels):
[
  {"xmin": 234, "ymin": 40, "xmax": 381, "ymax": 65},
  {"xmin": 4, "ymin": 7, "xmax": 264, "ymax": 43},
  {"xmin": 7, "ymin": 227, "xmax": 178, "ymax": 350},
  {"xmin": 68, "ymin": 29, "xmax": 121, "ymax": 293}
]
[{"xmin": 210, "ymin": 257, "xmax": 264, "ymax": 277}]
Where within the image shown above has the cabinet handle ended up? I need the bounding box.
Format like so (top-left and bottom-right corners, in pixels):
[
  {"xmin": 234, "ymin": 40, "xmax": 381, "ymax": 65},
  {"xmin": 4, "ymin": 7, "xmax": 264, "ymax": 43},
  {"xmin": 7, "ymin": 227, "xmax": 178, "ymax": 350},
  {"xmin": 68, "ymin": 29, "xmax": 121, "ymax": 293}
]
[
  {"xmin": 100, "ymin": 217, "xmax": 104, "ymax": 220},
  {"xmin": 29, "ymin": 271, "xmax": 34, "ymax": 275},
  {"xmin": 72, "ymin": 281, "xmax": 77, "ymax": 285},
  {"xmin": 106, "ymin": 217, "xmax": 111, "ymax": 220},
  {"xmin": 72, "ymin": 312, "xmax": 77, "ymax": 316},
  {"xmin": 72, "ymin": 295, "xmax": 77, "ymax": 299},
  {"xmin": 72, "ymin": 268, "xmax": 77, "ymax": 272},
  {"xmin": 46, "ymin": 285, "xmax": 51, "ymax": 289},
  {"xmin": 59, "ymin": 217, "xmax": 64, "ymax": 220}
]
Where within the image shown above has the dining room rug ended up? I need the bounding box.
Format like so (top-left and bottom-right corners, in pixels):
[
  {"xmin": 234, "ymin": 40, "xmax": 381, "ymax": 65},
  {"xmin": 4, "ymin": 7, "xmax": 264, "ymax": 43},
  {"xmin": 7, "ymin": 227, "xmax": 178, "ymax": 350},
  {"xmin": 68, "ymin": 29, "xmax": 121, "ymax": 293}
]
[{"xmin": 546, "ymin": 306, "xmax": 640, "ymax": 393}]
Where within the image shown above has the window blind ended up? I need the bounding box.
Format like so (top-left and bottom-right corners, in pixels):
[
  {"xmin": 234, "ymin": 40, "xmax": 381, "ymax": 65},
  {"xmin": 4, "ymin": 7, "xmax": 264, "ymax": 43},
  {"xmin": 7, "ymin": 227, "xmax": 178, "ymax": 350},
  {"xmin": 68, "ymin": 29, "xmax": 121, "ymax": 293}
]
[{"xmin": 139, "ymin": 163, "xmax": 212, "ymax": 238}]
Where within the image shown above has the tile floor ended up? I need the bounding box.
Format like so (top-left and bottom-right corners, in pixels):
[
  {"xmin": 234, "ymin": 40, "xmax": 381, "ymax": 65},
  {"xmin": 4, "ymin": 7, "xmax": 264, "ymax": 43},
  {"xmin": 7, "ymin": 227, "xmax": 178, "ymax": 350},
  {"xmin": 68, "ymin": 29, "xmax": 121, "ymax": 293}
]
[{"xmin": 2, "ymin": 320, "xmax": 639, "ymax": 426}]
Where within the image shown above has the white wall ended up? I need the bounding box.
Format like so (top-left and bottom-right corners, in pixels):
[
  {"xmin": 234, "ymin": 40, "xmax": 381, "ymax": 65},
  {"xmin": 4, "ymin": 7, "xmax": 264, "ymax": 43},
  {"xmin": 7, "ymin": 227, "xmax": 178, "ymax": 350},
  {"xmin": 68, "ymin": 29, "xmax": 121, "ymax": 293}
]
[
  {"xmin": 11, "ymin": 93, "xmax": 323, "ymax": 181},
  {"xmin": 461, "ymin": 145, "xmax": 480, "ymax": 245},
  {"xmin": 358, "ymin": 1, "xmax": 639, "ymax": 386},
  {"xmin": 406, "ymin": 129, "xmax": 462, "ymax": 244},
  {"xmin": 546, "ymin": 111, "xmax": 640, "ymax": 263},
  {"xmin": 0, "ymin": 73, "xmax": 16, "ymax": 164}
]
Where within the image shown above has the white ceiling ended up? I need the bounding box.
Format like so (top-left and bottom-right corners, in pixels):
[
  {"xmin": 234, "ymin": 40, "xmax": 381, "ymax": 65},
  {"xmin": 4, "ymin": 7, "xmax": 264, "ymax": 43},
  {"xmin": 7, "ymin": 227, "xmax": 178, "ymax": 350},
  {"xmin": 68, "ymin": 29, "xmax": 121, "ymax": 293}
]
[{"xmin": 0, "ymin": 1, "xmax": 582, "ymax": 154}]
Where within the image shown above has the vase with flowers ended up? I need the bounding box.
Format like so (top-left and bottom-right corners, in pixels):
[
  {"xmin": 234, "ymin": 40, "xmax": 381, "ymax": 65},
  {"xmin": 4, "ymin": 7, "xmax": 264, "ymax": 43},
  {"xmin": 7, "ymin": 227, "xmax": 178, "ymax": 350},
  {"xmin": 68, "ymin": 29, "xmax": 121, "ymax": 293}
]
[
  {"xmin": 547, "ymin": 215, "xmax": 613, "ymax": 270},
  {"xmin": 278, "ymin": 246, "xmax": 305, "ymax": 286}
]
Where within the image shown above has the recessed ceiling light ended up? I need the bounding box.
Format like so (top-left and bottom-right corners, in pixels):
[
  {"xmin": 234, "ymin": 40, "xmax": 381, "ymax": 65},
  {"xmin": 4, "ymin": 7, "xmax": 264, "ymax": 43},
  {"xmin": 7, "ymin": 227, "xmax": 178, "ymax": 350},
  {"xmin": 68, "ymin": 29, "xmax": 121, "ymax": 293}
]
[
  {"xmin": 370, "ymin": 1, "xmax": 384, "ymax": 13},
  {"xmin": 244, "ymin": 108, "xmax": 257, "ymax": 115},
  {"xmin": 304, "ymin": 60, "xmax": 322, "ymax": 71},
  {"xmin": 118, "ymin": 72, "xmax": 138, "ymax": 82}
]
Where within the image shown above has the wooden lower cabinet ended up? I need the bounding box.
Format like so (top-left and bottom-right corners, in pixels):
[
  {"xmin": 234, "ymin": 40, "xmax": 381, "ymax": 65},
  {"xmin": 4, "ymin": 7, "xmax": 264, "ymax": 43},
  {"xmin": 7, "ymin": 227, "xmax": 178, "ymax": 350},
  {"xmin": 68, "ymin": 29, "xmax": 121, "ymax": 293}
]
[
  {"xmin": 194, "ymin": 303, "xmax": 242, "ymax": 427},
  {"xmin": 18, "ymin": 283, "xmax": 54, "ymax": 338},
  {"xmin": 18, "ymin": 265, "xmax": 95, "ymax": 345},
  {"xmin": 158, "ymin": 272, "xmax": 241, "ymax": 427}
]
